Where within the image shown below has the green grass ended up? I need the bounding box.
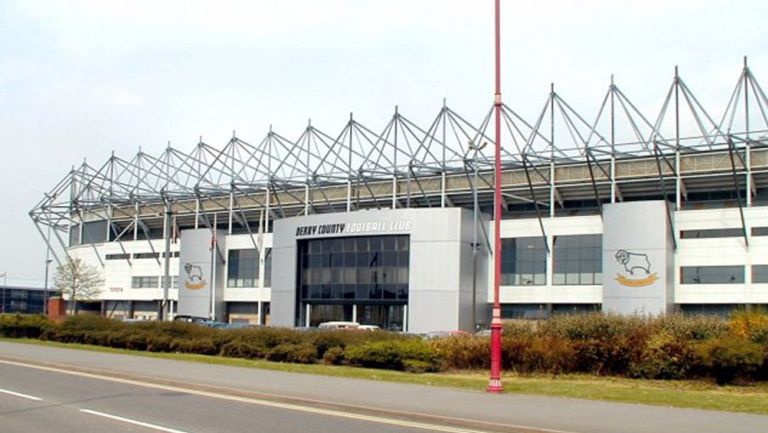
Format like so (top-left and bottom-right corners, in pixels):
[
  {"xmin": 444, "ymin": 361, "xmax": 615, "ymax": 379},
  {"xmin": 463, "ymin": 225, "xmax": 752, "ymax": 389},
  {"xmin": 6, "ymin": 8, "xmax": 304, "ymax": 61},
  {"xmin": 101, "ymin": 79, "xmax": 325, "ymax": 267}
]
[{"xmin": 4, "ymin": 338, "xmax": 768, "ymax": 415}]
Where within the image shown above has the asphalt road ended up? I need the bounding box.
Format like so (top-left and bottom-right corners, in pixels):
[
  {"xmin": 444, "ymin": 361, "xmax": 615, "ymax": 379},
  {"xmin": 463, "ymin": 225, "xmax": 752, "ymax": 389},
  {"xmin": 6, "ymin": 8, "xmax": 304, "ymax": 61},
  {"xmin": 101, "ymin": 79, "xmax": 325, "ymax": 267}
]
[
  {"xmin": 0, "ymin": 361, "xmax": 458, "ymax": 433},
  {"xmin": 1, "ymin": 341, "xmax": 766, "ymax": 433}
]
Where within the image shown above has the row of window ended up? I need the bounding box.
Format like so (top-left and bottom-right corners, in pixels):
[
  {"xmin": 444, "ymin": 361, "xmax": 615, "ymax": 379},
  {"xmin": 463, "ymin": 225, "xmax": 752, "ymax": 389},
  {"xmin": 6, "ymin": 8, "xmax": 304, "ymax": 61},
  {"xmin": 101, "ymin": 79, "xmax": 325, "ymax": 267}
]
[
  {"xmin": 680, "ymin": 227, "xmax": 768, "ymax": 239},
  {"xmin": 106, "ymin": 252, "xmax": 179, "ymax": 261},
  {"xmin": 501, "ymin": 235, "xmax": 602, "ymax": 286},
  {"xmin": 130, "ymin": 276, "xmax": 178, "ymax": 289},
  {"xmin": 680, "ymin": 265, "xmax": 768, "ymax": 284}
]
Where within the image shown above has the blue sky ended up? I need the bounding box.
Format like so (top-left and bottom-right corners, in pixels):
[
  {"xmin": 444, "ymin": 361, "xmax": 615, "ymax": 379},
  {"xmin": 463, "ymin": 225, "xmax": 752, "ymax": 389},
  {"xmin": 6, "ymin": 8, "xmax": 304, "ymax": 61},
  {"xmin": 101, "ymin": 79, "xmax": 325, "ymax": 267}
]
[{"xmin": 0, "ymin": 0, "xmax": 766, "ymax": 285}]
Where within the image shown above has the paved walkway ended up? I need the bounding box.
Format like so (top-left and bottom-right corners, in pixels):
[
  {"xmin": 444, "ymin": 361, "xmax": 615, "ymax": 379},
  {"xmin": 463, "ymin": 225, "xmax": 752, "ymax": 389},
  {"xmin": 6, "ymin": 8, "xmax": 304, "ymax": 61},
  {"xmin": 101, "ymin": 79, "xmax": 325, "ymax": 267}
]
[{"xmin": 1, "ymin": 341, "xmax": 765, "ymax": 433}]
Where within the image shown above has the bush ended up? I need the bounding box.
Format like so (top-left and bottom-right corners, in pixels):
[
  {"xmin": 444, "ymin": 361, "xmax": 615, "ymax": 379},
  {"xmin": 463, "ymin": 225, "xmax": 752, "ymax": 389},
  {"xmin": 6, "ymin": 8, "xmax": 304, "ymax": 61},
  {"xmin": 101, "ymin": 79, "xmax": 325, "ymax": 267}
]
[
  {"xmin": 5, "ymin": 312, "xmax": 767, "ymax": 383},
  {"xmin": 730, "ymin": 309, "xmax": 768, "ymax": 344},
  {"xmin": 322, "ymin": 346, "xmax": 345, "ymax": 365},
  {"xmin": 657, "ymin": 314, "xmax": 729, "ymax": 341},
  {"xmin": 220, "ymin": 340, "xmax": 266, "ymax": 359},
  {"xmin": 430, "ymin": 335, "xmax": 488, "ymax": 370},
  {"xmin": 172, "ymin": 337, "xmax": 220, "ymax": 355},
  {"xmin": 346, "ymin": 339, "xmax": 441, "ymax": 372},
  {"xmin": 0, "ymin": 314, "xmax": 51, "ymax": 338},
  {"xmin": 521, "ymin": 336, "xmax": 575, "ymax": 374},
  {"xmin": 266, "ymin": 343, "xmax": 317, "ymax": 364},
  {"xmin": 628, "ymin": 331, "xmax": 696, "ymax": 379},
  {"xmin": 697, "ymin": 337, "xmax": 764, "ymax": 384}
]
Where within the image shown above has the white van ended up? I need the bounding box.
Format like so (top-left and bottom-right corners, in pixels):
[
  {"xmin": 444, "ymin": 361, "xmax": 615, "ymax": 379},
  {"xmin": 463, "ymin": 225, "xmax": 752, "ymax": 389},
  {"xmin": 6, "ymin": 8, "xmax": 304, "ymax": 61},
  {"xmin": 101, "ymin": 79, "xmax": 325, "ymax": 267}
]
[{"xmin": 317, "ymin": 321, "xmax": 361, "ymax": 329}]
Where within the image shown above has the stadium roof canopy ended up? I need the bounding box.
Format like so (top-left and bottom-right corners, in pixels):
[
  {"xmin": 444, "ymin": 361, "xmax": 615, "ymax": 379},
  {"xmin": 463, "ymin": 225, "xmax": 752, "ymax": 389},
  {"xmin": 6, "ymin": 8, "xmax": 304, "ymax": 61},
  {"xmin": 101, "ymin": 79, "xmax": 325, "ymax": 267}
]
[{"xmin": 30, "ymin": 60, "xmax": 768, "ymax": 265}]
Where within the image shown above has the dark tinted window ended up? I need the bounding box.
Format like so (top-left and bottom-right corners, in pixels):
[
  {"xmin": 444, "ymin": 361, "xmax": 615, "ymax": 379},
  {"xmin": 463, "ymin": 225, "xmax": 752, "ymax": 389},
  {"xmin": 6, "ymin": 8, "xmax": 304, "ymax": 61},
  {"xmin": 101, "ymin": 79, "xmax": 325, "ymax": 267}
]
[
  {"xmin": 500, "ymin": 237, "xmax": 547, "ymax": 286},
  {"xmin": 680, "ymin": 228, "xmax": 742, "ymax": 239},
  {"xmin": 298, "ymin": 235, "xmax": 409, "ymax": 303},
  {"xmin": 227, "ymin": 249, "xmax": 259, "ymax": 287},
  {"xmin": 553, "ymin": 235, "xmax": 602, "ymax": 285}
]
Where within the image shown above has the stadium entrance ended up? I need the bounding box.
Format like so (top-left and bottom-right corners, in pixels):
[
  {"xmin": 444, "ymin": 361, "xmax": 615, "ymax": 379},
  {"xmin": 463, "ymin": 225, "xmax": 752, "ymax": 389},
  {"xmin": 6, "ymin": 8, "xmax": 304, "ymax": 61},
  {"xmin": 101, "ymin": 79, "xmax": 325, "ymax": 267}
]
[{"xmin": 295, "ymin": 235, "xmax": 409, "ymax": 330}]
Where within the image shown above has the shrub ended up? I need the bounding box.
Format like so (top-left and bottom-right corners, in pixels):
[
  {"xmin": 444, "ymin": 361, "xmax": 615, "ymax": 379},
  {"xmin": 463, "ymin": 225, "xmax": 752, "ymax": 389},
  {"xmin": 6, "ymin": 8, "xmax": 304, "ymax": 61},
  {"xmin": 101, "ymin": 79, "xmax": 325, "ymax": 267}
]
[
  {"xmin": 346, "ymin": 339, "xmax": 441, "ymax": 372},
  {"xmin": 220, "ymin": 340, "xmax": 266, "ymax": 359},
  {"xmin": 172, "ymin": 337, "xmax": 220, "ymax": 355},
  {"xmin": 628, "ymin": 331, "xmax": 696, "ymax": 379},
  {"xmin": 657, "ymin": 314, "xmax": 729, "ymax": 341},
  {"xmin": 0, "ymin": 314, "xmax": 51, "ymax": 338},
  {"xmin": 266, "ymin": 343, "xmax": 317, "ymax": 364},
  {"xmin": 322, "ymin": 346, "xmax": 345, "ymax": 365},
  {"xmin": 429, "ymin": 335, "xmax": 488, "ymax": 370},
  {"xmin": 521, "ymin": 336, "xmax": 575, "ymax": 374},
  {"xmin": 730, "ymin": 309, "xmax": 768, "ymax": 344},
  {"xmin": 697, "ymin": 337, "xmax": 764, "ymax": 384}
]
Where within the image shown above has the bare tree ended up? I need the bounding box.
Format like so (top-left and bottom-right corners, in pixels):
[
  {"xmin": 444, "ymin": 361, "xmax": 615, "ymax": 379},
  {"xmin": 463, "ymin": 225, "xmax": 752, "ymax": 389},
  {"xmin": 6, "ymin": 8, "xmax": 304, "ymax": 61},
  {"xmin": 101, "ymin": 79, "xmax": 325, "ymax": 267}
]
[{"xmin": 53, "ymin": 257, "xmax": 104, "ymax": 315}]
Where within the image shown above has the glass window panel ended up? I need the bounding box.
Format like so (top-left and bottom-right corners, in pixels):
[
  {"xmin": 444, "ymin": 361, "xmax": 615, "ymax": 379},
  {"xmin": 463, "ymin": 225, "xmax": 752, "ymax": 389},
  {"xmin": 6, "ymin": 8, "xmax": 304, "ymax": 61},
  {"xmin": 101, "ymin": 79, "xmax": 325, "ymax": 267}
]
[
  {"xmin": 553, "ymin": 235, "xmax": 602, "ymax": 286},
  {"xmin": 297, "ymin": 235, "xmax": 409, "ymax": 305},
  {"xmin": 356, "ymin": 237, "xmax": 369, "ymax": 251},
  {"xmin": 681, "ymin": 266, "xmax": 744, "ymax": 284},
  {"xmin": 397, "ymin": 236, "xmax": 409, "ymax": 251},
  {"xmin": 397, "ymin": 251, "xmax": 410, "ymax": 266},
  {"xmin": 383, "ymin": 237, "xmax": 396, "ymax": 250},
  {"xmin": 753, "ymin": 265, "xmax": 768, "ymax": 283},
  {"xmin": 500, "ymin": 237, "xmax": 547, "ymax": 286}
]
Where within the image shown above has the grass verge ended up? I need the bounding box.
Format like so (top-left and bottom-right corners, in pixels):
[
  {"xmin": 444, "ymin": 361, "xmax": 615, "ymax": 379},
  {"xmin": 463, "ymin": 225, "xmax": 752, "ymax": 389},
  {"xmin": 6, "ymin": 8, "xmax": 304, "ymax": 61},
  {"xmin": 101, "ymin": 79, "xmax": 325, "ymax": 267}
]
[{"xmin": 3, "ymin": 338, "xmax": 767, "ymax": 415}]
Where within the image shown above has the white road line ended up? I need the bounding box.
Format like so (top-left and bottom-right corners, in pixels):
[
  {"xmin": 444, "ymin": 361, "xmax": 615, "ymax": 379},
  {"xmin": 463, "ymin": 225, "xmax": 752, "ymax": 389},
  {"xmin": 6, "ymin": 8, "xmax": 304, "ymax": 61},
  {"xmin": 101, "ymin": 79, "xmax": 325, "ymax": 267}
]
[
  {"xmin": 0, "ymin": 388, "xmax": 43, "ymax": 401},
  {"xmin": 80, "ymin": 409, "xmax": 190, "ymax": 433},
  {"xmin": 0, "ymin": 358, "xmax": 576, "ymax": 433}
]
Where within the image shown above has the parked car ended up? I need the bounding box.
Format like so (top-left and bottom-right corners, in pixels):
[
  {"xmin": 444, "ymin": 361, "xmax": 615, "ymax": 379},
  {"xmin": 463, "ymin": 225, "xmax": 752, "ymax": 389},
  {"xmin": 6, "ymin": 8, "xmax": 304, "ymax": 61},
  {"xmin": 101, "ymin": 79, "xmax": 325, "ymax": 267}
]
[
  {"xmin": 317, "ymin": 321, "xmax": 381, "ymax": 331},
  {"xmin": 423, "ymin": 330, "xmax": 470, "ymax": 339},
  {"xmin": 172, "ymin": 315, "xmax": 211, "ymax": 323}
]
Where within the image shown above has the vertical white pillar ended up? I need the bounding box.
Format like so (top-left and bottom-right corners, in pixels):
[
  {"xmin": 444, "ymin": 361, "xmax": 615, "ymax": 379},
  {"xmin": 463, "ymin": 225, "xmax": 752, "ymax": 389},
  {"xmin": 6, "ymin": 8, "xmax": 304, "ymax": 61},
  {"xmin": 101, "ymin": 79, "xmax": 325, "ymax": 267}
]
[
  {"xmin": 305, "ymin": 303, "xmax": 311, "ymax": 327},
  {"xmin": 441, "ymin": 171, "xmax": 447, "ymax": 208},
  {"xmin": 391, "ymin": 176, "xmax": 397, "ymax": 209},
  {"xmin": 610, "ymin": 155, "xmax": 617, "ymax": 204},
  {"xmin": 265, "ymin": 188, "xmax": 271, "ymax": 230},
  {"xmin": 352, "ymin": 304, "xmax": 358, "ymax": 323},
  {"xmin": 194, "ymin": 199, "xmax": 200, "ymax": 229},
  {"xmin": 549, "ymin": 161, "xmax": 556, "ymax": 217},
  {"xmin": 228, "ymin": 191, "xmax": 234, "ymax": 234},
  {"xmin": 347, "ymin": 180, "xmax": 352, "ymax": 212}
]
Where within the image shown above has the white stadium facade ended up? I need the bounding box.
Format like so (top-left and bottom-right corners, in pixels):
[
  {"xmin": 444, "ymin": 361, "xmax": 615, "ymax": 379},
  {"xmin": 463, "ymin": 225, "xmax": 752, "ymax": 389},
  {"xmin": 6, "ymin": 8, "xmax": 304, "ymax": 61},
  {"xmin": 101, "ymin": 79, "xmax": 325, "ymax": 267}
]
[{"xmin": 30, "ymin": 61, "xmax": 768, "ymax": 333}]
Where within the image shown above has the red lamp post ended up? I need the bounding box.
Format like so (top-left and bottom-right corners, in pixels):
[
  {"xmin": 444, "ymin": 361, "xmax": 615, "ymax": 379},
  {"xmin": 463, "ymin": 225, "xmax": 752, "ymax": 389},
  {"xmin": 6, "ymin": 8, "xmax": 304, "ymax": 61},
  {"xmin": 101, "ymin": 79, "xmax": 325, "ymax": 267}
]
[{"xmin": 487, "ymin": 0, "xmax": 504, "ymax": 393}]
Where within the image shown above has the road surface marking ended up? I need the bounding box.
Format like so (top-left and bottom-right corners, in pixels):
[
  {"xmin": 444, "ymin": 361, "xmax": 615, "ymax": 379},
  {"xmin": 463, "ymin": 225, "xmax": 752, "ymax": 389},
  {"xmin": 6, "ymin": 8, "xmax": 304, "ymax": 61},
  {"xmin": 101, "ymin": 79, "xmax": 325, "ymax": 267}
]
[
  {"xmin": 80, "ymin": 409, "xmax": 190, "ymax": 433},
  {"xmin": 0, "ymin": 388, "xmax": 43, "ymax": 401},
  {"xmin": 0, "ymin": 358, "xmax": 575, "ymax": 433}
]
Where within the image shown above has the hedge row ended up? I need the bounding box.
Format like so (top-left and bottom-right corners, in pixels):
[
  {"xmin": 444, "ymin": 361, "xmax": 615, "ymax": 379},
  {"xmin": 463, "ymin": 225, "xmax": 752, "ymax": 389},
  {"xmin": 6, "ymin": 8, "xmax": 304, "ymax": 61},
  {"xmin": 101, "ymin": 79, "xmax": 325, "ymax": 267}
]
[{"xmin": 1, "ymin": 312, "xmax": 767, "ymax": 383}]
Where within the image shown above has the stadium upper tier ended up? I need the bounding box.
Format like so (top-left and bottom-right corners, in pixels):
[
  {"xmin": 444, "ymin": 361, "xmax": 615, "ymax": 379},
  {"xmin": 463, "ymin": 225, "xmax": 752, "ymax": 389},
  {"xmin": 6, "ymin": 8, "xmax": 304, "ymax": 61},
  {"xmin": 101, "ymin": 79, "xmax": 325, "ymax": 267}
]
[{"xmin": 30, "ymin": 61, "xmax": 768, "ymax": 263}]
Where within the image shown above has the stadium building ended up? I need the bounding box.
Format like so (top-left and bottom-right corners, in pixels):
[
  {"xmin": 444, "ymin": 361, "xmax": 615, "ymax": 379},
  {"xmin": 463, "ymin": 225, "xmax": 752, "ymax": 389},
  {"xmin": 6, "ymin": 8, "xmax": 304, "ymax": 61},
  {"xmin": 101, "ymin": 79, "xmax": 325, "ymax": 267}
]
[{"xmin": 30, "ymin": 61, "xmax": 768, "ymax": 333}]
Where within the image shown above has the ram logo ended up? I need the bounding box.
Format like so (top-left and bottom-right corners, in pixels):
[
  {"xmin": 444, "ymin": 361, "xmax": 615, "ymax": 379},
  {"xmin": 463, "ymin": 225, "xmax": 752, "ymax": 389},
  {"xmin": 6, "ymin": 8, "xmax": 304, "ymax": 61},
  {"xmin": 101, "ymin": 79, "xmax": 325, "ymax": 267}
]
[
  {"xmin": 614, "ymin": 249, "xmax": 658, "ymax": 287},
  {"xmin": 183, "ymin": 263, "xmax": 207, "ymax": 290}
]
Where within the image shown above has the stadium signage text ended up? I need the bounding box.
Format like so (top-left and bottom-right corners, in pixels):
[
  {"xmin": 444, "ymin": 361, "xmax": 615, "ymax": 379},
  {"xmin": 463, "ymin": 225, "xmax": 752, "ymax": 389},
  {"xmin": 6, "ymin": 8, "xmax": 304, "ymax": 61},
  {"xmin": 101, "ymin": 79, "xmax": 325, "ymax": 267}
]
[{"xmin": 295, "ymin": 220, "xmax": 412, "ymax": 237}]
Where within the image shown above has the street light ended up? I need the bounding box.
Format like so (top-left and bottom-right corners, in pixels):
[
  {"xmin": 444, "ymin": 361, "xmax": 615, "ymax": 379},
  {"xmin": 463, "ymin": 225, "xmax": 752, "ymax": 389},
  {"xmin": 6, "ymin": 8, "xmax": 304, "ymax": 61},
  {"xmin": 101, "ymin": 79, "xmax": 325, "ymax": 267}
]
[{"xmin": 487, "ymin": 0, "xmax": 504, "ymax": 393}]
